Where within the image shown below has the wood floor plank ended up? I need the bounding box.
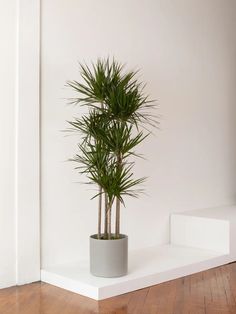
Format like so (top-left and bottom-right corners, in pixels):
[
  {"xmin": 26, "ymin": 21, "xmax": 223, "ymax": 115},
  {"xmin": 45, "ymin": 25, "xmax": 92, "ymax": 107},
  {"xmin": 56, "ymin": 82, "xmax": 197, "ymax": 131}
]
[{"xmin": 1, "ymin": 263, "xmax": 236, "ymax": 314}]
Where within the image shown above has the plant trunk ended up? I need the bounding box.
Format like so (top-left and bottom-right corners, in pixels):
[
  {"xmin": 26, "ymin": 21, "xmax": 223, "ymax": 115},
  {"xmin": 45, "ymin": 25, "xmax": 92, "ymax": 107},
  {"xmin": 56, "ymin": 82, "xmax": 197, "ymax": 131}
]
[
  {"xmin": 115, "ymin": 197, "xmax": 120, "ymax": 238},
  {"xmin": 115, "ymin": 153, "xmax": 122, "ymax": 238},
  {"xmin": 97, "ymin": 186, "xmax": 102, "ymax": 239},
  {"xmin": 107, "ymin": 202, "xmax": 112, "ymax": 240},
  {"xmin": 104, "ymin": 192, "xmax": 108, "ymax": 238}
]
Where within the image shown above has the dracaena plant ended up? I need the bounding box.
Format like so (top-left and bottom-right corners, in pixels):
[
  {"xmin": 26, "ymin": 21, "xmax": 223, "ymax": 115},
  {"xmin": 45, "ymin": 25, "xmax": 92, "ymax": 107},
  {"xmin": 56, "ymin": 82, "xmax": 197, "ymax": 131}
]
[{"xmin": 67, "ymin": 58, "xmax": 157, "ymax": 240}]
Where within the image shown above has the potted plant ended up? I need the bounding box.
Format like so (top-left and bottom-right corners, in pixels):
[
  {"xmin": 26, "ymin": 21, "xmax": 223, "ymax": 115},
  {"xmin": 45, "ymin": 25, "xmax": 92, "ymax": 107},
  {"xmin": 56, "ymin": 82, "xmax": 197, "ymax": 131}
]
[{"xmin": 67, "ymin": 58, "xmax": 156, "ymax": 277}]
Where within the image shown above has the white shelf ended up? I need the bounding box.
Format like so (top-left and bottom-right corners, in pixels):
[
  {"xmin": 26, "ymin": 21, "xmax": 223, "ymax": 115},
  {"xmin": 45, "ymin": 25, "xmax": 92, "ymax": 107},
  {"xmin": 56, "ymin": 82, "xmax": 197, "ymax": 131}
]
[
  {"xmin": 41, "ymin": 205, "xmax": 236, "ymax": 300},
  {"xmin": 171, "ymin": 205, "xmax": 236, "ymax": 258},
  {"xmin": 41, "ymin": 244, "xmax": 228, "ymax": 300},
  {"xmin": 171, "ymin": 211, "xmax": 230, "ymax": 254}
]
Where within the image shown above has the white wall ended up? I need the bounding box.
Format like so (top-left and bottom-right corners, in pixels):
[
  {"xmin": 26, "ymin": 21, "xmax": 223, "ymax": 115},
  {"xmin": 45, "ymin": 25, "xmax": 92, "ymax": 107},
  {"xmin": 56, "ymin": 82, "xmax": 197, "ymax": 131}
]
[
  {"xmin": 16, "ymin": 0, "xmax": 40, "ymax": 285},
  {"xmin": 0, "ymin": 0, "xmax": 17, "ymax": 288},
  {"xmin": 41, "ymin": 0, "xmax": 236, "ymax": 267},
  {"xmin": 0, "ymin": 0, "xmax": 40, "ymax": 289}
]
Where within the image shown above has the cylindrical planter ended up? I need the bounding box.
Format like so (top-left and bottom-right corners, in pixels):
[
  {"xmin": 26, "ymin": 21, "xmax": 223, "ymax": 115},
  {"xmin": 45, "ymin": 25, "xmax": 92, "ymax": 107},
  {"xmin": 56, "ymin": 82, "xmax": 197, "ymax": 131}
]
[{"xmin": 90, "ymin": 234, "xmax": 128, "ymax": 278}]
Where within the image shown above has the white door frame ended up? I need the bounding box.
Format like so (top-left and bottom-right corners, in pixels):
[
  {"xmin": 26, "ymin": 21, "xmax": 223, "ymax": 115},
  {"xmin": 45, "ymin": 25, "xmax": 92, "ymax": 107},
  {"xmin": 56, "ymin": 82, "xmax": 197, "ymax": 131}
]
[{"xmin": 15, "ymin": 0, "xmax": 41, "ymax": 284}]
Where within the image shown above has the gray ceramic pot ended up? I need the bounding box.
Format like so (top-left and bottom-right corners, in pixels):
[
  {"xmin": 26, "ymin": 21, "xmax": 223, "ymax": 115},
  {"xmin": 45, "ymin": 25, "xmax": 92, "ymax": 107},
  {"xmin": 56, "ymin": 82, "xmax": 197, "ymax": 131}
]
[{"xmin": 90, "ymin": 234, "xmax": 128, "ymax": 278}]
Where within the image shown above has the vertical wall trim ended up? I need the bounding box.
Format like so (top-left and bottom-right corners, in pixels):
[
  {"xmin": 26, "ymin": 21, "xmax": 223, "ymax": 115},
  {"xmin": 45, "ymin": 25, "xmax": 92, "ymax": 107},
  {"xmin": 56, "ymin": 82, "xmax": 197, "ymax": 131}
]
[
  {"xmin": 15, "ymin": 0, "xmax": 41, "ymax": 285},
  {"xmin": 15, "ymin": 0, "xmax": 20, "ymax": 286}
]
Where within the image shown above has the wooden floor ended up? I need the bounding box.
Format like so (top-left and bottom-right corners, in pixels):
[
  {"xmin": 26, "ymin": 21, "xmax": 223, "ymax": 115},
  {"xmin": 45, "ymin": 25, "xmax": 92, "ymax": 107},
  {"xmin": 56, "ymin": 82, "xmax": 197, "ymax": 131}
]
[{"xmin": 1, "ymin": 263, "xmax": 236, "ymax": 314}]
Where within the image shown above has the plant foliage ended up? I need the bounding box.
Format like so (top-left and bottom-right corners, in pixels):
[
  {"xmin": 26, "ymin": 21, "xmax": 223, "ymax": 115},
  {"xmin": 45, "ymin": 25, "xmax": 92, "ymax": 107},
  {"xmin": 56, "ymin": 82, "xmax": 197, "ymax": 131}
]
[{"xmin": 67, "ymin": 58, "xmax": 157, "ymax": 239}]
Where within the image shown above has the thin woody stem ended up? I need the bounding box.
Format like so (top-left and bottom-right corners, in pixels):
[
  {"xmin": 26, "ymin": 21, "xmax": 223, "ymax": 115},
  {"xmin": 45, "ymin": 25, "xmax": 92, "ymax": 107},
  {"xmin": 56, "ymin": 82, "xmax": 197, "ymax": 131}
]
[
  {"xmin": 115, "ymin": 197, "xmax": 120, "ymax": 238},
  {"xmin": 107, "ymin": 202, "xmax": 112, "ymax": 240},
  {"xmin": 104, "ymin": 192, "xmax": 108, "ymax": 237},
  {"xmin": 97, "ymin": 186, "xmax": 102, "ymax": 239},
  {"xmin": 115, "ymin": 153, "xmax": 122, "ymax": 238}
]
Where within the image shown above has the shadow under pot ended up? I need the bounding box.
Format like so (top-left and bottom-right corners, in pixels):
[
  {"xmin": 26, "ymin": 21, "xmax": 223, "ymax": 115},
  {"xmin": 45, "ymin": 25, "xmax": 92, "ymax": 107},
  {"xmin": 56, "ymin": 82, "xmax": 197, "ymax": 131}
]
[{"xmin": 90, "ymin": 234, "xmax": 128, "ymax": 278}]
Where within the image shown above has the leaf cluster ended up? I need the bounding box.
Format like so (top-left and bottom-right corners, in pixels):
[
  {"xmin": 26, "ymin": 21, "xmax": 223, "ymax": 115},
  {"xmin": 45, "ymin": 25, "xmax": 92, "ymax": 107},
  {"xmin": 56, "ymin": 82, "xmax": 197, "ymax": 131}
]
[{"xmin": 68, "ymin": 58, "xmax": 156, "ymax": 205}]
